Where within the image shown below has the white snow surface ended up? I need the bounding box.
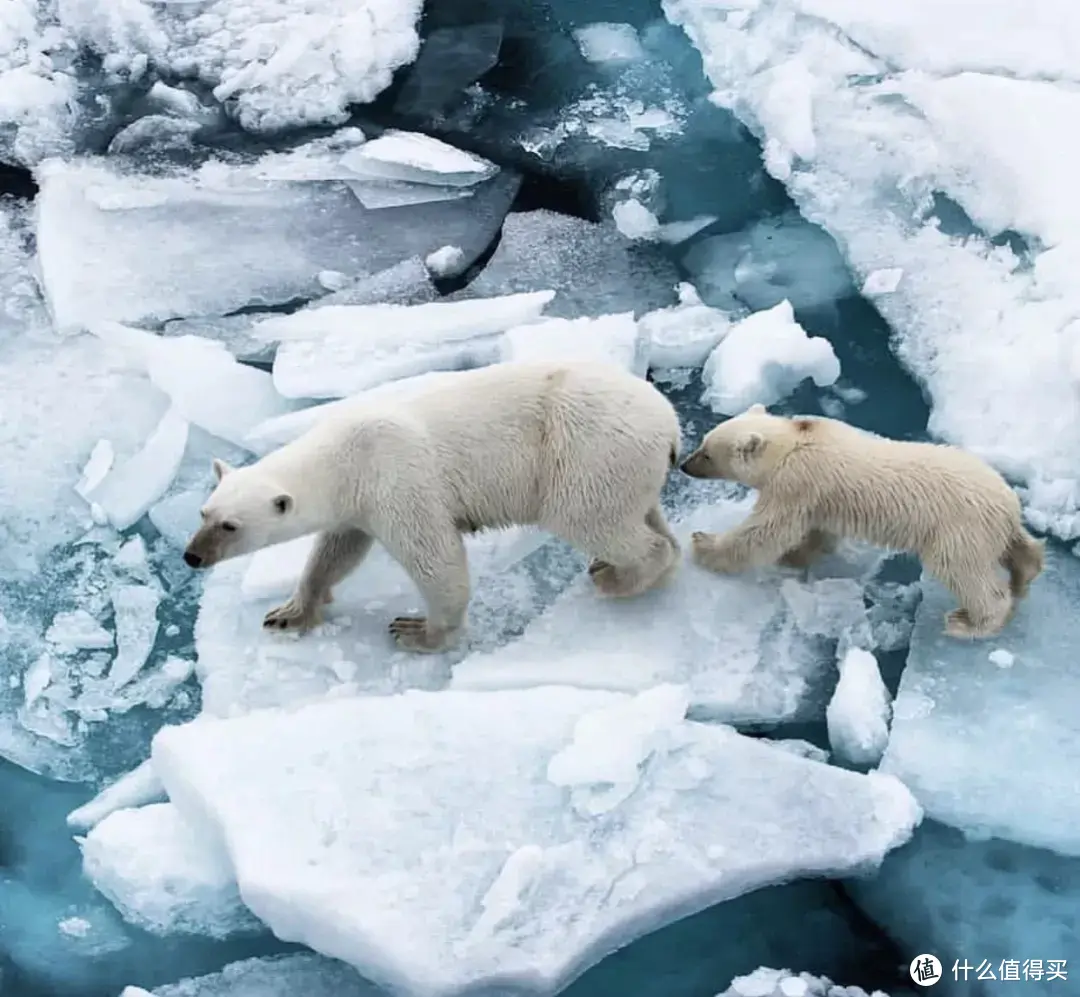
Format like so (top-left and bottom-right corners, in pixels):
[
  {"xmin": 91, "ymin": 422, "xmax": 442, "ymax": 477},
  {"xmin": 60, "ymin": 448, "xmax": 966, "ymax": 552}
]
[
  {"xmin": 662, "ymin": 0, "xmax": 1080, "ymax": 540},
  {"xmin": 700, "ymin": 300, "xmax": 840, "ymax": 414},
  {"xmin": 58, "ymin": 0, "xmax": 424, "ymax": 132},
  {"xmin": 143, "ymin": 685, "xmax": 919, "ymax": 996}
]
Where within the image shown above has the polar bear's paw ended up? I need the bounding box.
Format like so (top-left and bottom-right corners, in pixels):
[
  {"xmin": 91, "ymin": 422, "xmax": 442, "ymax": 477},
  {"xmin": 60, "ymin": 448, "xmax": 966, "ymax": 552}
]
[
  {"xmin": 389, "ymin": 616, "xmax": 455, "ymax": 653},
  {"xmin": 263, "ymin": 596, "xmax": 323, "ymax": 633}
]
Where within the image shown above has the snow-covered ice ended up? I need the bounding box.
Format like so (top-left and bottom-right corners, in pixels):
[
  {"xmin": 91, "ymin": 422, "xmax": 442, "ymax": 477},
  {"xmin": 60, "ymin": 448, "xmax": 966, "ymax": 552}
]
[
  {"xmin": 453, "ymin": 497, "xmax": 879, "ymax": 727},
  {"xmin": 700, "ymin": 300, "xmax": 840, "ymax": 414},
  {"xmin": 122, "ymin": 953, "xmax": 381, "ymax": 997},
  {"xmin": 826, "ymin": 648, "xmax": 891, "ymax": 768},
  {"xmin": 721, "ymin": 966, "xmax": 892, "ymax": 997},
  {"xmin": 260, "ymin": 291, "xmax": 555, "ymax": 399},
  {"xmin": 662, "ymin": 0, "xmax": 1080, "ymax": 540},
  {"xmin": 136, "ymin": 685, "xmax": 918, "ymax": 995},
  {"xmin": 35, "ymin": 151, "xmax": 519, "ymax": 333},
  {"xmin": 498, "ymin": 313, "xmax": 648, "ymax": 374},
  {"xmin": 59, "ymin": 0, "xmax": 424, "ymax": 133},
  {"xmin": 638, "ymin": 282, "xmax": 733, "ymax": 371},
  {"xmin": 880, "ymin": 546, "xmax": 1080, "ymax": 857},
  {"xmin": 80, "ymin": 802, "xmax": 261, "ymax": 938}
]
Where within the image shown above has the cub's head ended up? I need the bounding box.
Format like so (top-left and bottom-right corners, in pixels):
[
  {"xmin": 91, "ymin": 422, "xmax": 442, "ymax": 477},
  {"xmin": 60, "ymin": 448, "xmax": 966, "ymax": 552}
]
[
  {"xmin": 680, "ymin": 403, "xmax": 801, "ymax": 489},
  {"xmin": 182, "ymin": 459, "xmax": 296, "ymax": 569}
]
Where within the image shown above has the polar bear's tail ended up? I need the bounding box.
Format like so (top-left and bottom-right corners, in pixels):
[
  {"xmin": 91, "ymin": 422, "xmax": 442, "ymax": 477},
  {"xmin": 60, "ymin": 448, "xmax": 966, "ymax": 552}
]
[{"xmin": 1002, "ymin": 529, "xmax": 1045, "ymax": 600}]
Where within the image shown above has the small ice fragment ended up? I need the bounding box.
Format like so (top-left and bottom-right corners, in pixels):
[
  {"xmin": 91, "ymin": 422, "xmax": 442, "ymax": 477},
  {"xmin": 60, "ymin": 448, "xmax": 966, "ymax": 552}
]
[
  {"xmin": 827, "ymin": 648, "xmax": 892, "ymax": 767},
  {"xmin": 730, "ymin": 967, "xmax": 786, "ymax": 996},
  {"xmin": 573, "ymin": 23, "xmax": 646, "ymax": 65},
  {"xmin": 317, "ymin": 271, "xmax": 350, "ymax": 291},
  {"xmin": 58, "ymin": 916, "xmax": 93, "ymax": 937},
  {"xmin": 23, "ymin": 653, "xmax": 53, "ymax": 706},
  {"xmin": 613, "ymin": 200, "xmax": 661, "ymax": 241},
  {"xmin": 989, "ymin": 648, "xmax": 1015, "ymax": 668},
  {"xmin": 657, "ymin": 215, "xmax": 717, "ymax": 245},
  {"xmin": 425, "ymin": 245, "xmax": 464, "ymax": 276},
  {"xmin": 68, "ymin": 758, "xmax": 166, "ymax": 831},
  {"xmin": 779, "ymin": 977, "xmax": 809, "ymax": 996},
  {"xmin": 85, "ymin": 408, "xmax": 189, "ymax": 532},
  {"xmin": 108, "ymin": 585, "xmax": 162, "ymax": 690},
  {"xmin": 861, "ymin": 268, "xmax": 904, "ymax": 295},
  {"xmin": 341, "ymin": 131, "xmax": 497, "ymax": 187},
  {"xmin": 700, "ymin": 300, "xmax": 841, "ymax": 414},
  {"xmin": 46, "ymin": 610, "xmax": 114, "ymax": 653},
  {"xmin": 75, "ymin": 440, "xmax": 115, "ymax": 500}
]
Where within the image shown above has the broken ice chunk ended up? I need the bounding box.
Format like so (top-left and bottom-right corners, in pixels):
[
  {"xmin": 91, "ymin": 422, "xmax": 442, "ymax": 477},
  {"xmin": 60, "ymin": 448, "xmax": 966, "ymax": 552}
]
[
  {"xmin": 638, "ymin": 283, "xmax": 733, "ymax": 370},
  {"xmin": 424, "ymin": 245, "xmax": 464, "ymax": 276},
  {"xmin": 453, "ymin": 497, "xmax": 872, "ymax": 727},
  {"xmin": 880, "ymin": 545, "xmax": 1080, "ymax": 856},
  {"xmin": 84, "ymin": 408, "xmax": 189, "ymax": 532},
  {"xmin": 107, "ymin": 584, "xmax": 161, "ymax": 691},
  {"xmin": 90, "ymin": 322, "xmax": 298, "ymax": 449},
  {"xmin": 80, "ymin": 803, "xmax": 261, "ymax": 938},
  {"xmin": 263, "ymin": 291, "xmax": 555, "ymax": 399},
  {"xmin": 343, "ymin": 179, "xmax": 473, "ymax": 211},
  {"xmin": 573, "ymin": 23, "xmax": 647, "ymax": 65},
  {"xmin": 700, "ymin": 301, "xmax": 841, "ymax": 414},
  {"xmin": 452, "ymin": 210, "xmax": 678, "ymax": 319},
  {"xmin": 68, "ymin": 758, "xmax": 166, "ymax": 832},
  {"xmin": 613, "ymin": 199, "xmax": 661, "ymax": 240},
  {"xmin": 683, "ymin": 211, "xmax": 855, "ymax": 313},
  {"xmin": 74, "ymin": 441, "xmax": 114, "ymax": 501},
  {"xmin": 340, "ymin": 131, "xmax": 498, "ymax": 187},
  {"xmin": 128, "ymin": 953, "xmax": 381, "ymax": 996},
  {"xmin": 35, "ymin": 156, "xmax": 519, "ymax": 331},
  {"xmin": 498, "ymin": 313, "xmax": 647, "ymax": 374},
  {"xmin": 861, "ymin": 268, "xmax": 903, "ymax": 296},
  {"xmin": 826, "ymin": 648, "xmax": 891, "ymax": 768},
  {"xmin": 143, "ymin": 685, "xmax": 919, "ymax": 995},
  {"xmin": 720, "ymin": 966, "xmax": 890, "ymax": 996},
  {"xmin": 45, "ymin": 610, "xmax": 113, "ymax": 654},
  {"xmin": 313, "ymin": 257, "xmax": 438, "ymax": 309}
]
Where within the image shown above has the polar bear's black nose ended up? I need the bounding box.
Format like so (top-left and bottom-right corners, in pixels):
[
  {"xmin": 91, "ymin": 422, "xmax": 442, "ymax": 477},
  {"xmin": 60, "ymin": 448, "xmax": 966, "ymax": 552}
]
[{"xmin": 183, "ymin": 551, "xmax": 203, "ymax": 568}]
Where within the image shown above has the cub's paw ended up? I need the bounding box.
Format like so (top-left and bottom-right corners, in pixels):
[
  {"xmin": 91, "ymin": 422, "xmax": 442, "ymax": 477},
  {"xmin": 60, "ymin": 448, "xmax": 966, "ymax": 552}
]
[
  {"xmin": 389, "ymin": 616, "xmax": 453, "ymax": 653},
  {"xmin": 943, "ymin": 609, "xmax": 979, "ymax": 640},
  {"xmin": 690, "ymin": 532, "xmax": 734, "ymax": 573},
  {"xmin": 263, "ymin": 597, "xmax": 323, "ymax": 633}
]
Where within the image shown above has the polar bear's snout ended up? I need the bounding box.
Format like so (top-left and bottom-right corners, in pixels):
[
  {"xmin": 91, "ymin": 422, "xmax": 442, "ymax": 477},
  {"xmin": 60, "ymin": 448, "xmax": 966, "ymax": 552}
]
[{"xmin": 183, "ymin": 523, "xmax": 227, "ymax": 569}]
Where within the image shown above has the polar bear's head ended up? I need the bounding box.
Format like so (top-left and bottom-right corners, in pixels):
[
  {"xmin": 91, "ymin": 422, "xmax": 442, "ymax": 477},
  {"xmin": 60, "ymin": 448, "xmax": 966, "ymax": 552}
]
[
  {"xmin": 680, "ymin": 403, "xmax": 801, "ymax": 488},
  {"xmin": 183, "ymin": 458, "xmax": 298, "ymax": 569}
]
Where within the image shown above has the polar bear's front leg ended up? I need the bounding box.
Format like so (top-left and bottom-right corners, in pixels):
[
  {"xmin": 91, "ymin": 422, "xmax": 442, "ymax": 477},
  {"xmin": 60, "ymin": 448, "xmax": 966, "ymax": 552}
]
[
  {"xmin": 264, "ymin": 528, "xmax": 373, "ymax": 633},
  {"xmin": 692, "ymin": 510, "xmax": 809, "ymax": 575},
  {"xmin": 382, "ymin": 525, "xmax": 470, "ymax": 654}
]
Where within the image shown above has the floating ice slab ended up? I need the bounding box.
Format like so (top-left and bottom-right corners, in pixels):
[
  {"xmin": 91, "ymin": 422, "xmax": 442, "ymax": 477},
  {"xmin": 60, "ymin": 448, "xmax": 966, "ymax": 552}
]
[
  {"xmin": 262, "ymin": 291, "xmax": 555, "ymax": 399},
  {"xmin": 574, "ymin": 23, "xmax": 647, "ymax": 65},
  {"xmin": 90, "ymin": 322, "xmax": 298, "ymax": 449},
  {"xmin": 682, "ymin": 211, "xmax": 854, "ymax": 314},
  {"xmin": 68, "ymin": 759, "xmax": 165, "ymax": 832},
  {"xmin": 80, "ymin": 802, "xmax": 261, "ymax": 938},
  {"xmin": 60, "ymin": 0, "xmax": 423, "ymax": 133},
  {"xmin": 701, "ymin": 300, "xmax": 840, "ymax": 414},
  {"xmin": 498, "ymin": 313, "xmax": 647, "ymax": 374},
  {"xmin": 128, "ymin": 953, "xmax": 381, "ymax": 997},
  {"xmin": 341, "ymin": 131, "xmax": 497, "ymax": 187},
  {"xmin": 148, "ymin": 685, "xmax": 919, "ymax": 996},
  {"xmin": 194, "ymin": 524, "xmax": 550, "ymax": 719},
  {"xmin": 35, "ymin": 155, "xmax": 519, "ymax": 332},
  {"xmin": 453, "ymin": 497, "xmax": 876, "ymax": 727},
  {"xmin": 662, "ymin": 0, "xmax": 1080, "ymax": 540},
  {"xmin": 452, "ymin": 210, "xmax": 679, "ymax": 319},
  {"xmin": 721, "ymin": 966, "xmax": 894, "ymax": 996},
  {"xmin": 638, "ymin": 282, "xmax": 733, "ymax": 370},
  {"xmin": 849, "ymin": 820, "xmax": 1078, "ymax": 997},
  {"xmin": 880, "ymin": 546, "xmax": 1080, "ymax": 856}
]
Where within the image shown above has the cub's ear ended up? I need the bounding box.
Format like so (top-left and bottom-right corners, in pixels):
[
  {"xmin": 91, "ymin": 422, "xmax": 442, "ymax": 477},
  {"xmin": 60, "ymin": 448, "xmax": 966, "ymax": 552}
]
[
  {"xmin": 212, "ymin": 458, "xmax": 234, "ymax": 482},
  {"xmin": 735, "ymin": 431, "xmax": 766, "ymax": 460},
  {"xmin": 746, "ymin": 403, "xmax": 766, "ymax": 415},
  {"xmin": 272, "ymin": 493, "xmax": 294, "ymax": 515}
]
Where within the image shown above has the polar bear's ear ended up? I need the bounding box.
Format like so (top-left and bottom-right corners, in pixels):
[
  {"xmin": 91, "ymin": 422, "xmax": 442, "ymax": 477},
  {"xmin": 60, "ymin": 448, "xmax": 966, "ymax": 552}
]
[
  {"xmin": 212, "ymin": 458, "xmax": 234, "ymax": 482},
  {"xmin": 736, "ymin": 431, "xmax": 766, "ymax": 460},
  {"xmin": 272, "ymin": 493, "xmax": 294, "ymax": 515}
]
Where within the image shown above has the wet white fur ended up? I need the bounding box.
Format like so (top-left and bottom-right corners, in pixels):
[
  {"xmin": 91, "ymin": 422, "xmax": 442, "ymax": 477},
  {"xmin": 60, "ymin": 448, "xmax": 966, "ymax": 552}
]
[
  {"xmin": 682, "ymin": 404, "xmax": 1044, "ymax": 639},
  {"xmin": 186, "ymin": 361, "xmax": 682, "ymax": 652}
]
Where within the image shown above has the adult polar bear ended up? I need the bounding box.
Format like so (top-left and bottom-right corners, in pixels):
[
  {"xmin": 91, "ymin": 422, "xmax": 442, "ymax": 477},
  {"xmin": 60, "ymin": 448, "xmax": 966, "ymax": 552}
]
[
  {"xmin": 183, "ymin": 361, "xmax": 682, "ymax": 653},
  {"xmin": 681, "ymin": 404, "xmax": 1044, "ymax": 640}
]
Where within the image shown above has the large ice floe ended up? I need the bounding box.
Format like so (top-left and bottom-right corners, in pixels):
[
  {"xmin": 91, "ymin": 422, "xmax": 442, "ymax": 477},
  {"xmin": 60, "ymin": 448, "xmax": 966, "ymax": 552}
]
[
  {"xmin": 663, "ymin": 0, "xmax": 1080, "ymax": 541},
  {"xmin": 91, "ymin": 686, "xmax": 918, "ymax": 996}
]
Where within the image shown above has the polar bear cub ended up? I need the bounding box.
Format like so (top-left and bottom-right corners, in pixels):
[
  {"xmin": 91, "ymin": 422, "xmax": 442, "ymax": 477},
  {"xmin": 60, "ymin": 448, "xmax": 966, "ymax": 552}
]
[
  {"xmin": 183, "ymin": 361, "xmax": 682, "ymax": 653},
  {"xmin": 680, "ymin": 404, "xmax": 1044, "ymax": 639}
]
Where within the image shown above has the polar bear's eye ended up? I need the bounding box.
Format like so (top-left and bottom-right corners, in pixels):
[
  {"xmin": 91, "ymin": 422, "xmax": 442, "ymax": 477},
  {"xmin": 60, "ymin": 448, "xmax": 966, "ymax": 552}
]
[{"xmin": 220, "ymin": 521, "xmax": 238, "ymax": 533}]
